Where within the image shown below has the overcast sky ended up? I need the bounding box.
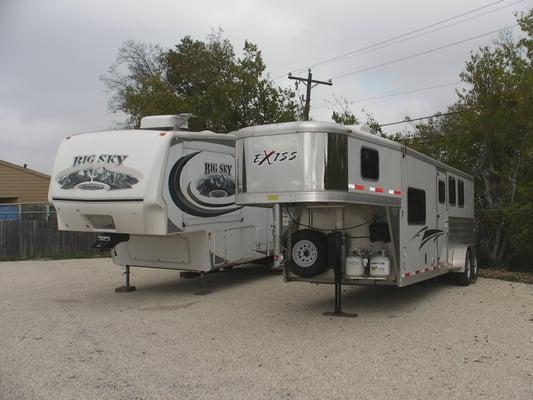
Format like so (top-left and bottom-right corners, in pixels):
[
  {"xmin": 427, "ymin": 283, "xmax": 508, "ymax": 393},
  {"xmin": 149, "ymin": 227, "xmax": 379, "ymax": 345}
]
[{"xmin": 0, "ymin": 0, "xmax": 530, "ymax": 173}]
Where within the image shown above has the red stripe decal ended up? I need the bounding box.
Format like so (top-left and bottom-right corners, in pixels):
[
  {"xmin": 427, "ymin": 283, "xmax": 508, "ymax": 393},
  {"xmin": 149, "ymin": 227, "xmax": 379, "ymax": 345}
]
[{"xmin": 375, "ymin": 187, "xmax": 384, "ymax": 193}]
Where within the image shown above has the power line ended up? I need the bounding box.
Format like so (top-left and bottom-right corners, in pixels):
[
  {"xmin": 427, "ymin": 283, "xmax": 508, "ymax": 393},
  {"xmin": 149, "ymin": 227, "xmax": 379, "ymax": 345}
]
[
  {"xmin": 324, "ymin": 0, "xmax": 525, "ymax": 69},
  {"xmin": 381, "ymin": 110, "xmax": 531, "ymax": 130},
  {"xmin": 394, "ymin": 128, "xmax": 532, "ymax": 145},
  {"xmin": 283, "ymin": 0, "xmax": 525, "ymax": 78},
  {"xmin": 272, "ymin": 0, "xmax": 511, "ymax": 80},
  {"xmin": 379, "ymin": 110, "xmax": 466, "ymax": 127},
  {"xmin": 404, "ymin": 133, "xmax": 532, "ymax": 147},
  {"xmin": 332, "ymin": 24, "xmax": 518, "ymax": 80},
  {"xmin": 315, "ymin": 81, "xmax": 463, "ymax": 110},
  {"xmin": 308, "ymin": 23, "xmax": 516, "ymax": 114}
]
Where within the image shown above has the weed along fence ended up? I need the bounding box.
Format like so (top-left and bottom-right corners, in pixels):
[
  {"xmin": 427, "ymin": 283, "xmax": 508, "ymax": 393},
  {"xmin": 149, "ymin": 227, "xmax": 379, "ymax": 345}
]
[{"xmin": 0, "ymin": 203, "xmax": 98, "ymax": 260}]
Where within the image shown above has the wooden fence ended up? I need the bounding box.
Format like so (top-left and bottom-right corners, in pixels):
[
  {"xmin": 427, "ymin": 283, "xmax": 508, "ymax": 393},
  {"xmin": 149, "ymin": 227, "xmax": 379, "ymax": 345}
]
[{"xmin": 0, "ymin": 219, "xmax": 98, "ymax": 259}]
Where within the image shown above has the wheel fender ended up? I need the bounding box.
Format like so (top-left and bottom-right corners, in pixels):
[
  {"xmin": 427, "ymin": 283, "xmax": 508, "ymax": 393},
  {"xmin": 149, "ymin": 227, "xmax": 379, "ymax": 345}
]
[{"xmin": 449, "ymin": 244, "xmax": 470, "ymax": 272}]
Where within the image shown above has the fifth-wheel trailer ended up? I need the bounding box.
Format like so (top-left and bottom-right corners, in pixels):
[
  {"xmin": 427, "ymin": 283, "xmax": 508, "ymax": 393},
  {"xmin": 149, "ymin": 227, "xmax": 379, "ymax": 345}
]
[
  {"xmin": 49, "ymin": 115, "xmax": 272, "ymax": 292},
  {"xmin": 234, "ymin": 121, "xmax": 477, "ymax": 315}
]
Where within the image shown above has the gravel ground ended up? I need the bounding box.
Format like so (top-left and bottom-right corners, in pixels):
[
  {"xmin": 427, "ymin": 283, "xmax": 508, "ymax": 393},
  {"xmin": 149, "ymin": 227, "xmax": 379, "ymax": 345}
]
[{"xmin": 0, "ymin": 258, "xmax": 532, "ymax": 400}]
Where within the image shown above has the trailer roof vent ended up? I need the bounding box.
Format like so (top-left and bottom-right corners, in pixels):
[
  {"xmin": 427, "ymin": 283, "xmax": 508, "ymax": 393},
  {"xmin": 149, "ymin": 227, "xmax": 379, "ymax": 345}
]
[{"xmin": 140, "ymin": 114, "xmax": 192, "ymax": 131}]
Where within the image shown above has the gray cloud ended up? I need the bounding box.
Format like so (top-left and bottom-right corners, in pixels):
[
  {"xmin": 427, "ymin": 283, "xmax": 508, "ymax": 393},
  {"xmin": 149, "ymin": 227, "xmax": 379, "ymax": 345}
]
[{"xmin": 0, "ymin": 0, "xmax": 529, "ymax": 173}]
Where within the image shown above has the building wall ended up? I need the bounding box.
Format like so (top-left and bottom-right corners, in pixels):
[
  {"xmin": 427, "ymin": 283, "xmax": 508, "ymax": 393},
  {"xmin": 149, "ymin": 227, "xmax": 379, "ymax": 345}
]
[{"xmin": 0, "ymin": 161, "xmax": 51, "ymax": 203}]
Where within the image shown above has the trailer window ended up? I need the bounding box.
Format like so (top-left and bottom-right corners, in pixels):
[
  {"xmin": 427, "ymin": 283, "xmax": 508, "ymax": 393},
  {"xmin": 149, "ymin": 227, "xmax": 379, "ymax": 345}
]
[
  {"xmin": 448, "ymin": 176, "xmax": 456, "ymax": 206},
  {"xmin": 458, "ymin": 180, "xmax": 464, "ymax": 207},
  {"xmin": 325, "ymin": 132, "xmax": 348, "ymax": 190},
  {"xmin": 361, "ymin": 147, "xmax": 379, "ymax": 180},
  {"xmin": 438, "ymin": 180, "xmax": 445, "ymax": 204},
  {"xmin": 407, "ymin": 187, "xmax": 426, "ymax": 225}
]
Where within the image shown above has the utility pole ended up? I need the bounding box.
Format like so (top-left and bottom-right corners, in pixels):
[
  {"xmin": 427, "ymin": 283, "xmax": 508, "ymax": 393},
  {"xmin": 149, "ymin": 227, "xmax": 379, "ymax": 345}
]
[{"xmin": 288, "ymin": 69, "xmax": 332, "ymax": 120}]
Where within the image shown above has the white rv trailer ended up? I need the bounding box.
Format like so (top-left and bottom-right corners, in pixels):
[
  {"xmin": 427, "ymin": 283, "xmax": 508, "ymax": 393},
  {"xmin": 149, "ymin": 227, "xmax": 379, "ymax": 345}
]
[
  {"xmin": 49, "ymin": 115, "xmax": 272, "ymax": 292},
  {"xmin": 234, "ymin": 121, "xmax": 477, "ymax": 315}
]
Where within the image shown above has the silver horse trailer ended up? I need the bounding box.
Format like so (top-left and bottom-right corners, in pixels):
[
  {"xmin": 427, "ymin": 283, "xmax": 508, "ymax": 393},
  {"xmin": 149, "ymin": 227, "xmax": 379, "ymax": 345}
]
[
  {"xmin": 49, "ymin": 115, "xmax": 272, "ymax": 293},
  {"xmin": 234, "ymin": 121, "xmax": 477, "ymax": 315}
]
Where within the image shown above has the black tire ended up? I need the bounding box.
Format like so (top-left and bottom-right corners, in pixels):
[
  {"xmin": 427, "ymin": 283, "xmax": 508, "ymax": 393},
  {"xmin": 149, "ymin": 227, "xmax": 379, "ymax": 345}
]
[
  {"xmin": 469, "ymin": 249, "xmax": 478, "ymax": 284},
  {"xmin": 456, "ymin": 249, "xmax": 471, "ymax": 286},
  {"xmin": 288, "ymin": 229, "xmax": 328, "ymax": 278}
]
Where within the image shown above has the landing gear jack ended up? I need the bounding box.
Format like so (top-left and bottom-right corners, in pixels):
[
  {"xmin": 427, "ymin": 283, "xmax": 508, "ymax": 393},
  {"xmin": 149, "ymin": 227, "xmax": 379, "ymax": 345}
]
[
  {"xmin": 194, "ymin": 272, "xmax": 212, "ymax": 296},
  {"xmin": 323, "ymin": 231, "xmax": 357, "ymax": 318},
  {"xmin": 115, "ymin": 265, "xmax": 136, "ymax": 293}
]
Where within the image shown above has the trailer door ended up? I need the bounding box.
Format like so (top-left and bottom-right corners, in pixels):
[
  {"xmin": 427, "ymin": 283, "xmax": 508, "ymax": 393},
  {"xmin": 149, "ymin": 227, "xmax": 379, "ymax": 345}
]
[{"xmin": 436, "ymin": 170, "xmax": 448, "ymax": 265}]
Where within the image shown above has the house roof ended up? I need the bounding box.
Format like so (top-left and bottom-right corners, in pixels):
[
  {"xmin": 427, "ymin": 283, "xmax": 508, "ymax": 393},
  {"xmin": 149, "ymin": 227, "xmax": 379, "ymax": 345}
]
[{"xmin": 0, "ymin": 159, "xmax": 51, "ymax": 180}]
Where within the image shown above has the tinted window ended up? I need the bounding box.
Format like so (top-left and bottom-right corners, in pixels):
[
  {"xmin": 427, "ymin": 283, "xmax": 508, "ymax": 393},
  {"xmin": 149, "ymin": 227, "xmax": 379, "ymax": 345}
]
[
  {"xmin": 458, "ymin": 180, "xmax": 464, "ymax": 207},
  {"xmin": 325, "ymin": 132, "xmax": 348, "ymax": 190},
  {"xmin": 438, "ymin": 180, "xmax": 445, "ymax": 204},
  {"xmin": 361, "ymin": 147, "xmax": 379, "ymax": 180},
  {"xmin": 408, "ymin": 187, "xmax": 426, "ymax": 225},
  {"xmin": 448, "ymin": 176, "xmax": 456, "ymax": 206}
]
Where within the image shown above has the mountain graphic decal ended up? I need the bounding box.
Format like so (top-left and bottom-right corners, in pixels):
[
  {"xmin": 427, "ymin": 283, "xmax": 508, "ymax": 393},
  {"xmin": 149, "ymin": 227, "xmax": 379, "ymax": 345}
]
[{"xmin": 56, "ymin": 164, "xmax": 143, "ymax": 191}]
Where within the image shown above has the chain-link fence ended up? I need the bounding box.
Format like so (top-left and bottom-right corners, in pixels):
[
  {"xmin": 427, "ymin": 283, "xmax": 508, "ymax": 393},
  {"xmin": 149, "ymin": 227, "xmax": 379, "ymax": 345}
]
[
  {"xmin": 0, "ymin": 203, "xmax": 100, "ymax": 260},
  {"xmin": 0, "ymin": 203, "xmax": 56, "ymax": 222}
]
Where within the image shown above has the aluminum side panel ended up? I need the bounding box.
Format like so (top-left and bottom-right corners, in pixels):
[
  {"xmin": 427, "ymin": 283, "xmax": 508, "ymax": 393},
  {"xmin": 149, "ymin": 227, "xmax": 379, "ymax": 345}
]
[{"xmin": 238, "ymin": 131, "xmax": 331, "ymax": 194}]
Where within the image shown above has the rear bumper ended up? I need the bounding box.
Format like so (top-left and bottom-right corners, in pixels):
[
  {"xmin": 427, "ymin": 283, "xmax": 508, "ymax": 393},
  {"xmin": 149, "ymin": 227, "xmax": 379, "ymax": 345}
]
[{"xmin": 52, "ymin": 199, "xmax": 168, "ymax": 235}]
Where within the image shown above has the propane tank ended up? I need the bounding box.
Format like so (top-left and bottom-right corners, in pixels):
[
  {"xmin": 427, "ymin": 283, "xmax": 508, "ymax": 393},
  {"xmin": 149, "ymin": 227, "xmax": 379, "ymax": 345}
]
[
  {"xmin": 370, "ymin": 250, "xmax": 390, "ymax": 277},
  {"xmin": 345, "ymin": 250, "xmax": 365, "ymax": 278}
]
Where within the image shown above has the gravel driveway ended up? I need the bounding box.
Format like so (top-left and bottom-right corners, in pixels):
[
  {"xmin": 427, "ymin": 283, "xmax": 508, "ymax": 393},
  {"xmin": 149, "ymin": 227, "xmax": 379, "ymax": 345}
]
[{"xmin": 0, "ymin": 258, "xmax": 531, "ymax": 399}]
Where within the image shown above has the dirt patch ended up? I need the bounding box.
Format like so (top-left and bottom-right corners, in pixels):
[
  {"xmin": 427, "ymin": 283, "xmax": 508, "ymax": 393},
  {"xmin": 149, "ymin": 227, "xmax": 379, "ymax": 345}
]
[
  {"xmin": 138, "ymin": 301, "xmax": 199, "ymax": 312},
  {"xmin": 2, "ymin": 258, "xmax": 532, "ymax": 400},
  {"xmin": 479, "ymin": 269, "xmax": 533, "ymax": 284},
  {"xmin": 53, "ymin": 299, "xmax": 82, "ymax": 303}
]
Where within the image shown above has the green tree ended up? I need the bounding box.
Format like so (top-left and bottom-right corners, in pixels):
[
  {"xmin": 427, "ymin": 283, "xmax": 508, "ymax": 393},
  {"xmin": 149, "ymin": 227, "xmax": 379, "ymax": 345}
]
[
  {"xmin": 406, "ymin": 10, "xmax": 533, "ymax": 269},
  {"xmin": 332, "ymin": 110, "xmax": 359, "ymax": 125},
  {"xmin": 103, "ymin": 31, "xmax": 301, "ymax": 131},
  {"xmin": 329, "ymin": 97, "xmax": 383, "ymax": 135}
]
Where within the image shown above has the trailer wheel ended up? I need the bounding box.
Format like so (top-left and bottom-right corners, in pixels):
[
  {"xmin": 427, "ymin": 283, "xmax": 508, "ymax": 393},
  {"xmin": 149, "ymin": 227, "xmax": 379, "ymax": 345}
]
[
  {"xmin": 456, "ymin": 249, "xmax": 472, "ymax": 286},
  {"xmin": 469, "ymin": 250, "xmax": 478, "ymax": 284},
  {"xmin": 289, "ymin": 229, "xmax": 328, "ymax": 278}
]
